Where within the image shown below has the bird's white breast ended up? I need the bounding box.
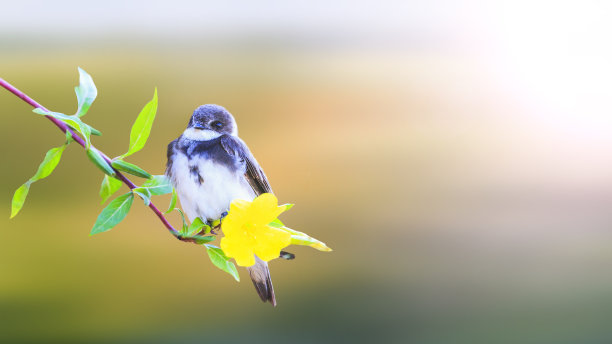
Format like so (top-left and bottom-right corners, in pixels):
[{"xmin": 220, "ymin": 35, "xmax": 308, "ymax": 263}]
[{"xmin": 169, "ymin": 151, "xmax": 255, "ymax": 223}]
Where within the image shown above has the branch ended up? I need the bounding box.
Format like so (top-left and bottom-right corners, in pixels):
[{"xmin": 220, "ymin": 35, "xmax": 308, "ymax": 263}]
[{"xmin": 0, "ymin": 77, "xmax": 183, "ymax": 238}]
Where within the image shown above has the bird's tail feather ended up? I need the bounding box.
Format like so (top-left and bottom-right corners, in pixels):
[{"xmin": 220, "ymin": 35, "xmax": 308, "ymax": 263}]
[{"xmin": 247, "ymin": 257, "xmax": 276, "ymax": 306}]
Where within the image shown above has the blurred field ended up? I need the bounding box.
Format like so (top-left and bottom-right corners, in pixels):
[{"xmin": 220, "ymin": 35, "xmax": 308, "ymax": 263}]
[{"xmin": 3, "ymin": 2, "xmax": 612, "ymax": 343}]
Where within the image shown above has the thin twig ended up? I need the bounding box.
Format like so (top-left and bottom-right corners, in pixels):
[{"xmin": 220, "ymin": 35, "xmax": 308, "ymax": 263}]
[{"xmin": 0, "ymin": 77, "xmax": 184, "ymax": 238}]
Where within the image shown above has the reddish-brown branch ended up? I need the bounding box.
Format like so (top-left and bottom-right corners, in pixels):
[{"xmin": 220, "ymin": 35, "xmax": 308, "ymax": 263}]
[{"xmin": 0, "ymin": 77, "xmax": 182, "ymax": 237}]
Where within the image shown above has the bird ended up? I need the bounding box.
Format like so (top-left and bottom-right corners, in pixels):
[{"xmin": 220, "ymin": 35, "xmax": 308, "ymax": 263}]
[{"xmin": 165, "ymin": 104, "xmax": 278, "ymax": 305}]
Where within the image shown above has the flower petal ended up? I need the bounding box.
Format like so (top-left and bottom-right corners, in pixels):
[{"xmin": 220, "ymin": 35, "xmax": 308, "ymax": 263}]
[
  {"xmin": 253, "ymin": 225, "xmax": 292, "ymax": 262},
  {"xmin": 233, "ymin": 252, "xmax": 256, "ymax": 267},
  {"xmin": 220, "ymin": 215, "xmax": 243, "ymax": 235},
  {"xmin": 220, "ymin": 235, "xmax": 256, "ymax": 267},
  {"xmin": 229, "ymin": 199, "xmax": 250, "ymax": 215},
  {"xmin": 248, "ymin": 193, "xmax": 284, "ymax": 225}
]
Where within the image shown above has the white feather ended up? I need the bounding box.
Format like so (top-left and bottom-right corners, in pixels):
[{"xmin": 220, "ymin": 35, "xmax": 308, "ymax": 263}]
[
  {"xmin": 182, "ymin": 128, "xmax": 222, "ymax": 141},
  {"xmin": 169, "ymin": 152, "xmax": 255, "ymax": 222}
]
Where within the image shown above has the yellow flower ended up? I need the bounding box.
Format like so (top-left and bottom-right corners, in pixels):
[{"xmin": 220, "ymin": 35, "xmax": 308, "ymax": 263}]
[{"xmin": 220, "ymin": 193, "xmax": 292, "ymax": 267}]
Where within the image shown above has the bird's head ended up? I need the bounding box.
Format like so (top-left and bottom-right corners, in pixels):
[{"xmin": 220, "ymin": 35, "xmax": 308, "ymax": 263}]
[{"xmin": 183, "ymin": 104, "xmax": 238, "ymax": 140}]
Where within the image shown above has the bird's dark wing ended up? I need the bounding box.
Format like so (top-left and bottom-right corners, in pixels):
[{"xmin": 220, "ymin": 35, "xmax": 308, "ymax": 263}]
[
  {"xmin": 220, "ymin": 135, "xmax": 272, "ymax": 195},
  {"xmin": 221, "ymin": 135, "xmax": 282, "ymax": 305},
  {"xmin": 165, "ymin": 138, "xmax": 178, "ymax": 178}
]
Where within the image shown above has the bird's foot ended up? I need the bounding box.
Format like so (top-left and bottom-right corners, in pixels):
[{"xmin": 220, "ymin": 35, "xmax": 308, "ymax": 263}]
[
  {"xmin": 209, "ymin": 225, "xmax": 218, "ymax": 235},
  {"xmin": 207, "ymin": 212, "xmax": 228, "ymax": 235}
]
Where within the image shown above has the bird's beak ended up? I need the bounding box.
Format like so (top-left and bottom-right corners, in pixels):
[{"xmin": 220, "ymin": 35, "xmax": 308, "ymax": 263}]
[{"xmin": 193, "ymin": 124, "xmax": 206, "ymax": 130}]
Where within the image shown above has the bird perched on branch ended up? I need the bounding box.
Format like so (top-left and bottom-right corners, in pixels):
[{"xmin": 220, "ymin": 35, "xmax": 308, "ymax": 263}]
[{"xmin": 166, "ymin": 104, "xmax": 278, "ymax": 305}]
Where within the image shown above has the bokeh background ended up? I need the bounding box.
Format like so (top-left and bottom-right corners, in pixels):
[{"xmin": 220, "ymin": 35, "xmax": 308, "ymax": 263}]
[{"xmin": 2, "ymin": 1, "xmax": 612, "ymax": 343}]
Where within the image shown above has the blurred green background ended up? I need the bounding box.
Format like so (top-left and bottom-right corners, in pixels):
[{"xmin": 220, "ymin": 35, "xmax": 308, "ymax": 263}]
[{"xmin": 3, "ymin": 1, "xmax": 612, "ymax": 343}]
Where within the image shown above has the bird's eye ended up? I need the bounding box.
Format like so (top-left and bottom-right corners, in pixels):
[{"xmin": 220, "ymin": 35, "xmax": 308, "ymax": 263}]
[{"xmin": 211, "ymin": 121, "xmax": 223, "ymax": 129}]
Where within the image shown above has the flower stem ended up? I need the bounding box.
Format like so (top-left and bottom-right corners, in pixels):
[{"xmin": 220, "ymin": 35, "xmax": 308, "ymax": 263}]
[{"xmin": 0, "ymin": 77, "xmax": 181, "ymax": 237}]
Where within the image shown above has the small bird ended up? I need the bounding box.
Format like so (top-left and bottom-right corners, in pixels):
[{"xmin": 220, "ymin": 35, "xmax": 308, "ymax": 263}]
[{"xmin": 166, "ymin": 104, "xmax": 278, "ymax": 305}]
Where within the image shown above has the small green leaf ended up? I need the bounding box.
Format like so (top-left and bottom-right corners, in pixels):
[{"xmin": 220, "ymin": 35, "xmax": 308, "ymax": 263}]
[
  {"xmin": 187, "ymin": 217, "xmax": 209, "ymax": 236},
  {"xmin": 279, "ymin": 226, "xmax": 332, "ymax": 252},
  {"xmin": 175, "ymin": 208, "xmax": 189, "ymax": 232},
  {"xmin": 165, "ymin": 188, "xmax": 178, "ymax": 214},
  {"xmin": 31, "ymin": 146, "xmax": 66, "ymax": 181},
  {"xmin": 280, "ymin": 203, "xmax": 294, "ymax": 211},
  {"xmin": 132, "ymin": 187, "xmax": 152, "ymax": 206},
  {"xmin": 86, "ymin": 148, "xmax": 115, "ymax": 176},
  {"xmin": 192, "ymin": 235, "xmax": 215, "ymax": 244},
  {"xmin": 276, "ymin": 226, "xmax": 303, "ymax": 236},
  {"xmin": 91, "ymin": 192, "xmax": 134, "ymax": 235},
  {"xmin": 33, "ymin": 108, "xmax": 92, "ymax": 148},
  {"xmin": 65, "ymin": 130, "xmax": 74, "ymax": 144},
  {"xmin": 87, "ymin": 125, "xmax": 102, "ymax": 136},
  {"xmin": 205, "ymin": 244, "xmax": 240, "ymax": 282},
  {"xmin": 99, "ymin": 175, "xmax": 122, "ymax": 204},
  {"xmin": 122, "ymin": 88, "xmax": 157, "ymax": 158},
  {"xmin": 74, "ymin": 67, "xmax": 97, "ymax": 117},
  {"xmin": 172, "ymin": 231, "xmax": 215, "ymax": 244},
  {"xmin": 78, "ymin": 121, "xmax": 92, "ymax": 148},
  {"xmin": 268, "ymin": 218, "xmax": 284, "ymax": 228},
  {"xmin": 289, "ymin": 235, "xmax": 332, "ymax": 252},
  {"xmin": 111, "ymin": 159, "xmax": 152, "ymax": 179},
  {"xmin": 141, "ymin": 175, "xmax": 172, "ymax": 195},
  {"xmin": 10, "ymin": 145, "xmax": 67, "ymax": 218},
  {"xmin": 10, "ymin": 183, "xmax": 30, "ymax": 218}
]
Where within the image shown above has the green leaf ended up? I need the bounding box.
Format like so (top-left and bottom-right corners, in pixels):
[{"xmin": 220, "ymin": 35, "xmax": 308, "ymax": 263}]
[
  {"xmin": 280, "ymin": 226, "xmax": 332, "ymax": 252},
  {"xmin": 65, "ymin": 130, "xmax": 75, "ymax": 145},
  {"xmin": 165, "ymin": 188, "xmax": 178, "ymax": 214},
  {"xmin": 187, "ymin": 217, "xmax": 210, "ymax": 236},
  {"xmin": 31, "ymin": 145, "xmax": 66, "ymax": 181},
  {"xmin": 141, "ymin": 175, "xmax": 172, "ymax": 195},
  {"xmin": 132, "ymin": 187, "xmax": 152, "ymax": 206},
  {"xmin": 276, "ymin": 226, "xmax": 303, "ymax": 236},
  {"xmin": 268, "ymin": 218, "xmax": 284, "ymax": 228},
  {"xmin": 172, "ymin": 231, "xmax": 215, "ymax": 244},
  {"xmin": 99, "ymin": 175, "xmax": 122, "ymax": 204},
  {"xmin": 288, "ymin": 235, "xmax": 330, "ymax": 250},
  {"xmin": 33, "ymin": 108, "xmax": 92, "ymax": 148},
  {"xmin": 10, "ymin": 183, "xmax": 30, "ymax": 218},
  {"xmin": 111, "ymin": 159, "xmax": 152, "ymax": 179},
  {"xmin": 87, "ymin": 124, "xmax": 102, "ymax": 136},
  {"xmin": 192, "ymin": 235, "xmax": 215, "ymax": 244},
  {"xmin": 122, "ymin": 88, "xmax": 157, "ymax": 158},
  {"xmin": 10, "ymin": 145, "xmax": 67, "ymax": 218},
  {"xmin": 86, "ymin": 148, "xmax": 115, "ymax": 176},
  {"xmin": 175, "ymin": 208, "xmax": 189, "ymax": 232},
  {"xmin": 205, "ymin": 244, "xmax": 240, "ymax": 282},
  {"xmin": 74, "ymin": 67, "xmax": 97, "ymax": 117},
  {"xmin": 90, "ymin": 192, "xmax": 134, "ymax": 235},
  {"xmin": 280, "ymin": 203, "xmax": 294, "ymax": 211},
  {"xmin": 77, "ymin": 121, "xmax": 92, "ymax": 148}
]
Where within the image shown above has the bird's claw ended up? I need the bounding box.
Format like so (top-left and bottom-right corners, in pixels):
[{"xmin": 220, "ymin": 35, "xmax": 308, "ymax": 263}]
[{"xmin": 208, "ymin": 212, "xmax": 227, "ymax": 235}]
